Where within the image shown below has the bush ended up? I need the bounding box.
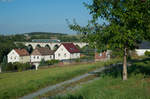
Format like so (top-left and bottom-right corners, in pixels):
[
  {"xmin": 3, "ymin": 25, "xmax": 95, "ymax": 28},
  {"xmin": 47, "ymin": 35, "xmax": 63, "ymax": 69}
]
[
  {"xmin": 80, "ymin": 56, "xmax": 93, "ymax": 59},
  {"xmin": 40, "ymin": 59, "xmax": 59, "ymax": 66},
  {"xmin": 111, "ymin": 49, "xmax": 124, "ymax": 58},
  {"xmin": 144, "ymin": 51, "xmax": 150, "ymax": 56},
  {"xmin": 46, "ymin": 59, "xmax": 59, "ymax": 65},
  {"xmin": 75, "ymin": 58, "xmax": 81, "ymax": 62},
  {"xmin": 5, "ymin": 62, "xmax": 32, "ymax": 72},
  {"xmin": 39, "ymin": 59, "xmax": 46, "ymax": 66}
]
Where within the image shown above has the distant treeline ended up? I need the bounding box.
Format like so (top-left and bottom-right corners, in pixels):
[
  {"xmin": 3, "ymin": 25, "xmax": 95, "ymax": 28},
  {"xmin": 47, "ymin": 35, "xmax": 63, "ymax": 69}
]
[
  {"xmin": 0, "ymin": 35, "xmax": 27, "ymax": 63},
  {"xmin": 25, "ymin": 32, "xmax": 81, "ymax": 42},
  {"xmin": 25, "ymin": 32, "xmax": 67, "ymax": 36}
]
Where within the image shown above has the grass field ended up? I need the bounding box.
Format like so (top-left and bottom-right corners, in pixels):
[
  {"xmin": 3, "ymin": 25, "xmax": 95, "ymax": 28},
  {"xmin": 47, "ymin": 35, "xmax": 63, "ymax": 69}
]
[
  {"xmin": 0, "ymin": 59, "xmax": 120, "ymax": 99},
  {"xmin": 55, "ymin": 57, "xmax": 150, "ymax": 99}
]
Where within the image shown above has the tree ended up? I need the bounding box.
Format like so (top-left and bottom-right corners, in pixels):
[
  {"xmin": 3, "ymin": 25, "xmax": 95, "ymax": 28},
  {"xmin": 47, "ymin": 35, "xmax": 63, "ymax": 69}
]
[
  {"xmin": 15, "ymin": 43, "xmax": 27, "ymax": 49},
  {"xmin": 68, "ymin": 0, "xmax": 150, "ymax": 80},
  {"xmin": 1, "ymin": 56, "xmax": 7, "ymax": 72}
]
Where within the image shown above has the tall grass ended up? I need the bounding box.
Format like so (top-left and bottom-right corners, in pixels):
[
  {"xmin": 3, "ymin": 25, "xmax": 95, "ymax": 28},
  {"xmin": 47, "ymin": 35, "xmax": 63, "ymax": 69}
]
[
  {"xmin": 0, "ymin": 59, "xmax": 120, "ymax": 99},
  {"xmin": 55, "ymin": 58, "xmax": 150, "ymax": 99},
  {"xmin": 56, "ymin": 74, "xmax": 150, "ymax": 99}
]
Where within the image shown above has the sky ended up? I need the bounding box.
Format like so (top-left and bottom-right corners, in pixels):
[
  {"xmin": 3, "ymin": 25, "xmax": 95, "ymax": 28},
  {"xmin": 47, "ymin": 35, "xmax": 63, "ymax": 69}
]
[{"xmin": 0, "ymin": 0, "xmax": 104, "ymax": 35}]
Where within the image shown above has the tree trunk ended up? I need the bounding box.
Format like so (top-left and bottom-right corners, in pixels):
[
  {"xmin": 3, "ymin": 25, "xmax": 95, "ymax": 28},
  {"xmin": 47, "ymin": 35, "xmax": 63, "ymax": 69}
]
[{"xmin": 123, "ymin": 47, "xmax": 127, "ymax": 80}]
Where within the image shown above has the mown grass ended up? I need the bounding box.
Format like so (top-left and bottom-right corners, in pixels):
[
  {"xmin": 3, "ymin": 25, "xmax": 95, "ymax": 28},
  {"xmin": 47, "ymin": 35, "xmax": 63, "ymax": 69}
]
[
  {"xmin": 55, "ymin": 57, "xmax": 150, "ymax": 99},
  {"xmin": 0, "ymin": 59, "xmax": 120, "ymax": 99}
]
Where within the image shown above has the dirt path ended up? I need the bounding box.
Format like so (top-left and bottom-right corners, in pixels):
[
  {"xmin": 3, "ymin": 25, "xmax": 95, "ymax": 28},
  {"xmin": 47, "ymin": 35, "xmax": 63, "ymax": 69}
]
[
  {"xmin": 19, "ymin": 63, "xmax": 120, "ymax": 99},
  {"xmin": 37, "ymin": 75, "xmax": 100, "ymax": 99}
]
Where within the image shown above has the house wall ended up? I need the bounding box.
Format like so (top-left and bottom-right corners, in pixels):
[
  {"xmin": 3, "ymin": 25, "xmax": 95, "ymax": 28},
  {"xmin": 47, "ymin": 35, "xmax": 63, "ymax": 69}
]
[
  {"xmin": 70, "ymin": 53, "xmax": 80, "ymax": 59},
  {"xmin": 135, "ymin": 49, "xmax": 150, "ymax": 56},
  {"xmin": 19, "ymin": 56, "xmax": 30, "ymax": 63},
  {"xmin": 55, "ymin": 45, "xmax": 80, "ymax": 60},
  {"xmin": 41, "ymin": 55, "xmax": 53, "ymax": 61},
  {"xmin": 30, "ymin": 55, "xmax": 41, "ymax": 62},
  {"xmin": 55, "ymin": 45, "xmax": 71, "ymax": 60},
  {"xmin": 31, "ymin": 55, "xmax": 53, "ymax": 62},
  {"xmin": 7, "ymin": 50, "xmax": 20, "ymax": 63}
]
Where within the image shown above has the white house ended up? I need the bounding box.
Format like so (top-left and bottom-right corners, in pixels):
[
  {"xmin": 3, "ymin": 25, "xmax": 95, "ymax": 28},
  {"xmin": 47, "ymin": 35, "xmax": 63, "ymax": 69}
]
[
  {"xmin": 135, "ymin": 41, "xmax": 150, "ymax": 56},
  {"xmin": 7, "ymin": 49, "xmax": 30, "ymax": 63},
  {"xmin": 55, "ymin": 43, "xmax": 80, "ymax": 60},
  {"xmin": 30, "ymin": 47, "xmax": 54, "ymax": 69}
]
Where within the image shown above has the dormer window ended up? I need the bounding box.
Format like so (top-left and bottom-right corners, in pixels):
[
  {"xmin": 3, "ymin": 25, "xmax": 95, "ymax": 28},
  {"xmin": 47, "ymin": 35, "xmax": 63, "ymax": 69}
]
[
  {"xmin": 70, "ymin": 48, "xmax": 74, "ymax": 50},
  {"xmin": 58, "ymin": 53, "xmax": 60, "ymax": 56}
]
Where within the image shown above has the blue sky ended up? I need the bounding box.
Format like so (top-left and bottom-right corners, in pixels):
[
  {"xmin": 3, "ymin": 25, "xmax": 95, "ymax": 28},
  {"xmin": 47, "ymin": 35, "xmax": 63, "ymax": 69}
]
[{"xmin": 0, "ymin": 0, "xmax": 103, "ymax": 35}]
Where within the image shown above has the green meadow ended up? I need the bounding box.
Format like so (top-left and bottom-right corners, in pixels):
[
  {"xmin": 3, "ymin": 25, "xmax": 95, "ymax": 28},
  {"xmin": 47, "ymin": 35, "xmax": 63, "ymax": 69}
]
[
  {"xmin": 55, "ymin": 57, "xmax": 150, "ymax": 99},
  {"xmin": 0, "ymin": 59, "xmax": 120, "ymax": 99}
]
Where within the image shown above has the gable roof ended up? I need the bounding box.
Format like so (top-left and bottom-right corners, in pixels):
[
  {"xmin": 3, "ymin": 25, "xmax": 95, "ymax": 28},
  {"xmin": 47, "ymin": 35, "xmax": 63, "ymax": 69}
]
[
  {"xmin": 32, "ymin": 47, "xmax": 54, "ymax": 55},
  {"xmin": 138, "ymin": 41, "xmax": 150, "ymax": 49},
  {"xmin": 62, "ymin": 43, "xmax": 80, "ymax": 53},
  {"xmin": 14, "ymin": 49, "xmax": 29, "ymax": 56}
]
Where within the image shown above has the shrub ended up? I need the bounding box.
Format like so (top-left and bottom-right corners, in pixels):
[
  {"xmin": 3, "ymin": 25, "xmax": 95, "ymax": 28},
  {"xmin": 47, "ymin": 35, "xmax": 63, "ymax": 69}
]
[
  {"xmin": 40, "ymin": 59, "xmax": 59, "ymax": 66},
  {"xmin": 111, "ymin": 49, "xmax": 124, "ymax": 58},
  {"xmin": 40, "ymin": 59, "xmax": 46, "ymax": 66},
  {"xmin": 46, "ymin": 59, "xmax": 59, "ymax": 65},
  {"xmin": 46, "ymin": 60, "xmax": 53, "ymax": 65},
  {"xmin": 0, "ymin": 56, "xmax": 7, "ymax": 72},
  {"xmin": 75, "ymin": 58, "xmax": 81, "ymax": 62},
  {"xmin": 80, "ymin": 56, "xmax": 93, "ymax": 59},
  {"xmin": 144, "ymin": 51, "xmax": 150, "ymax": 56},
  {"xmin": 5, "ymin": 62, "xmax": 32, "ymax": 72}
]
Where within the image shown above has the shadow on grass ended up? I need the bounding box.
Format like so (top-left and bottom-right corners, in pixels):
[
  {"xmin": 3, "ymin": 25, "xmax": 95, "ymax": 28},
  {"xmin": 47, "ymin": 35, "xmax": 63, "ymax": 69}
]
[
  {"xmin": 97, "ymin": 57, "xmax": 150, "ymax": 78},
  {"xmin": 53, "ymin": 58, "xmax": 150, "ymax": 99},
  {"xmin": 56, "ymin": 95, "xmax": 83, "ymax": 99}
]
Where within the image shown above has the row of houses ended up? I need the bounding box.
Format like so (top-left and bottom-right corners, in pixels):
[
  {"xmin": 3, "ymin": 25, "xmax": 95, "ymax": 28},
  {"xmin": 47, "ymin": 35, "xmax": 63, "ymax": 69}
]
[
  {"xmin": 7, "ymin": 43, "xmax": 81, "ymax": 69},
  {"xmin": 7, "ymin": 41, "xmax": 150, "ymax": 70}
]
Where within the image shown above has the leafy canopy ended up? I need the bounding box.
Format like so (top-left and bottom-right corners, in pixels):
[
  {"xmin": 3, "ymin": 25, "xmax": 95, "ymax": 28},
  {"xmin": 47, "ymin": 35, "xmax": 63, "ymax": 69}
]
[{"xmin": 69, "ymin": 0, "xmax": 150, "ymax": 53}]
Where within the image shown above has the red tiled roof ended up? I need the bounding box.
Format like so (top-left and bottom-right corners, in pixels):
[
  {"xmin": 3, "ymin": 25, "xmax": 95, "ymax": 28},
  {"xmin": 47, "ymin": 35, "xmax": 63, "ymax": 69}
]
[
  {"xmin": 14, "ymin": 49, "xmax": 29, "ymax": 56},
  {"xmin": 62, "ymin": 43, "xmax": 80, "ymax": 53}
]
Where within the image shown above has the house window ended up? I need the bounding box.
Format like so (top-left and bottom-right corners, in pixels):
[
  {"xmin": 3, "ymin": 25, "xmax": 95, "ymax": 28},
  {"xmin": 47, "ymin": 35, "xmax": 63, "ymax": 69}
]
[
  {"xmin": 58, "ymin": 53, "xmax": 60, "ymax": 57},
  {"xmin": 34, "ymin": 56, "xmax": 36, "ymax": 59},
  {"xmin": 61, "ymin": 48, "xmax": 63, "ymax": 51},
  {"xmin": 50, "ymin": 56, "xmax": 52, "ymax": 59},
  {"xmin": 64, "ymin": 53, "xmax": 66, "ymax": 57},
  {"xmin": 37, "ymin": 56, "xmax": 39, "ymax": 59}
]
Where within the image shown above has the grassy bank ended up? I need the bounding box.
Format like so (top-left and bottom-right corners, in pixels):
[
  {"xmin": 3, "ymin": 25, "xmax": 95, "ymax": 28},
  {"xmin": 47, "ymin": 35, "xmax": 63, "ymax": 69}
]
[
  {"xmin": 55, "ymin": 58, "xmax": 150, "ymax": 99},
  {"xmin": 0, "ymin": 59, "xmax": 120, "ymax": 99}
]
